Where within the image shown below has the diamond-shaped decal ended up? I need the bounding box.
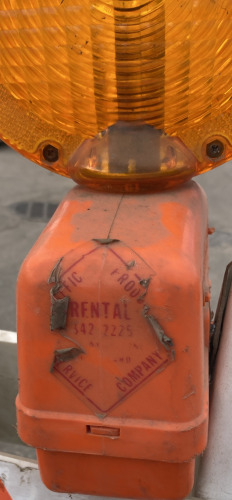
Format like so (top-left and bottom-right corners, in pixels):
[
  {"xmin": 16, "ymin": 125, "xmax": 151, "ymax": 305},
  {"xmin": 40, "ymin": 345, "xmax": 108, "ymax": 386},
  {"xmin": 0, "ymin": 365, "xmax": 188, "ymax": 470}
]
[{"xmin": 51, "ymin": 242, "xmax": 174, "ymax": 415}]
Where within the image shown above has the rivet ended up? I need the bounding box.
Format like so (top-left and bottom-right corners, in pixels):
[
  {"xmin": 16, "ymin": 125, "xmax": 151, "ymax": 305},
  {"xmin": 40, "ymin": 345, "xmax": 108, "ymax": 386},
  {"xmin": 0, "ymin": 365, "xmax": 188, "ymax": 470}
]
[
  {"xmin": 43, "ymin": 144, "xmax": 59, "ymax": 163},
  {"xmin": 206, "ymin": 140, "xmax": 224, "ymax": 159}
]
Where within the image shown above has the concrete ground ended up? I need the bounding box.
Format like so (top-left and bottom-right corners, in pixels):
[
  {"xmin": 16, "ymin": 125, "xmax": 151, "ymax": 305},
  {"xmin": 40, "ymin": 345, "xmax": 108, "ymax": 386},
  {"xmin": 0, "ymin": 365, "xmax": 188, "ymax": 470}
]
[{"xmin": 0, "ymin": 143, "xmax": 232, "ymax": 457}]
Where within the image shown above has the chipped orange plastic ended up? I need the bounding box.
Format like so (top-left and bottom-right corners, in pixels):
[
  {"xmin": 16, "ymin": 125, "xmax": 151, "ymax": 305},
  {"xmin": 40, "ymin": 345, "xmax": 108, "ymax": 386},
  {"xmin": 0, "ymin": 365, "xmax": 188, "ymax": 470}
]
[
  {"xmin": 17, "ymin": 180, "xmax": 210, "ymax": 500},
  {"xmin": 0, "ymin": 480, "xmax": 12, "ymax": 500}
]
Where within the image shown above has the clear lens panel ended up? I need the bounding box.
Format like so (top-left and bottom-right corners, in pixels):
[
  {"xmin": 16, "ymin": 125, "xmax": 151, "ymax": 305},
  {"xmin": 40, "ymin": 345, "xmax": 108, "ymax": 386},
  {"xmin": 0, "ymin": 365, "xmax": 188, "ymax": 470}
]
[{"xmin": 67, "ymin": 122, "xmax": 198, "ymax": 192}]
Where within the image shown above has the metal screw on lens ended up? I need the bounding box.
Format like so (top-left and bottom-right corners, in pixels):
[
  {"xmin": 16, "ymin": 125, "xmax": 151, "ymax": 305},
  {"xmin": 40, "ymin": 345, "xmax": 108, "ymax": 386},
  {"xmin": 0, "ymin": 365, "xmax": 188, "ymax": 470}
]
[
  {"xmin": 43, "ymin": 144, "xmax": 59, "ymax": 163},
  {"xmin": 206, "ymin": 140, "xmax": 224, "ymax": 159}
]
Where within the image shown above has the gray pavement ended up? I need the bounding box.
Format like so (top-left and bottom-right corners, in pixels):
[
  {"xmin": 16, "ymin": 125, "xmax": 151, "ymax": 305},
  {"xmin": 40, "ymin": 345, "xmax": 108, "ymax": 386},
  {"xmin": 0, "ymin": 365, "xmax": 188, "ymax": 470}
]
[
  {"xmin": 0, "ymin": 143, "xmax": 232, "ymax": 457},
  {"xmin": 0, "ymin": 144, "xmax": 73, "ymax": 332}
]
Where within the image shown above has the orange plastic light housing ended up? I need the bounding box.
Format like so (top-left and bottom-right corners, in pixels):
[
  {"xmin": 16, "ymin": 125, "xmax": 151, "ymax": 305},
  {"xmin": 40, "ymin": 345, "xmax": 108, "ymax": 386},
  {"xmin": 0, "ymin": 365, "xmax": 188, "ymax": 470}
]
[{"xmin": 1, "ymin": 1, "xmax": 232, "ymax": 190}]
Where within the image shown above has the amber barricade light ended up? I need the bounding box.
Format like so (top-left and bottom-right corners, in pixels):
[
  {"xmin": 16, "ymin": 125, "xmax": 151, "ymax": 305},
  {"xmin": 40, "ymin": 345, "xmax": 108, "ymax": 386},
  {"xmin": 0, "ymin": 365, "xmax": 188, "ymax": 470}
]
[
  {"xmin": 0, "ymin": 2, "xmax": 230, "ymax": 499},
  {"xmin": 1, "ymin": 0, "xmax": 232, "ymax": 191}
]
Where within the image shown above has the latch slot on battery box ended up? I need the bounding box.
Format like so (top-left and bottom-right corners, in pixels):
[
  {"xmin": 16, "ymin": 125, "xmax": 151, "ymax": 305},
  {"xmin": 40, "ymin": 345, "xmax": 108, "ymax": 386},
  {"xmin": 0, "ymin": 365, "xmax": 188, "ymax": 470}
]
[{"xmin": 86, "ymin": 425, "xmax": 120, "ymax": 438}]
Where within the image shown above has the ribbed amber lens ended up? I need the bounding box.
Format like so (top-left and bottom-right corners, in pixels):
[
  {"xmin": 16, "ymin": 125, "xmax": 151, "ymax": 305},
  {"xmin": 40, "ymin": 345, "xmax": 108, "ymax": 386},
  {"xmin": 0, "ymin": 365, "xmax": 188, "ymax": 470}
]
[{"xmin": 0, "ymin": 1, "xmax": 232, "ymax": 188}]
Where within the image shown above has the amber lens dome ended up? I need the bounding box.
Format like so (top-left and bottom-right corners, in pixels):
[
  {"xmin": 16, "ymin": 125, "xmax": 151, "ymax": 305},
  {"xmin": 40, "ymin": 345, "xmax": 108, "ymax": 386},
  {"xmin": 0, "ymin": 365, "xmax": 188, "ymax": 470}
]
[{"xmin": 0, "ymin": 1, "xmax": 232, "ymax": 185}]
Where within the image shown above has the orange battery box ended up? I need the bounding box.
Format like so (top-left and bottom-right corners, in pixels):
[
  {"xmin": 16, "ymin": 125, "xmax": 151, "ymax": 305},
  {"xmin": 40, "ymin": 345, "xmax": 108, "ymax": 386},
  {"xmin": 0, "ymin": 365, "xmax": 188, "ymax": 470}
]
[{"xmin": 16, "ymin": 180, "xmax": 210, "ymax": 500}]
